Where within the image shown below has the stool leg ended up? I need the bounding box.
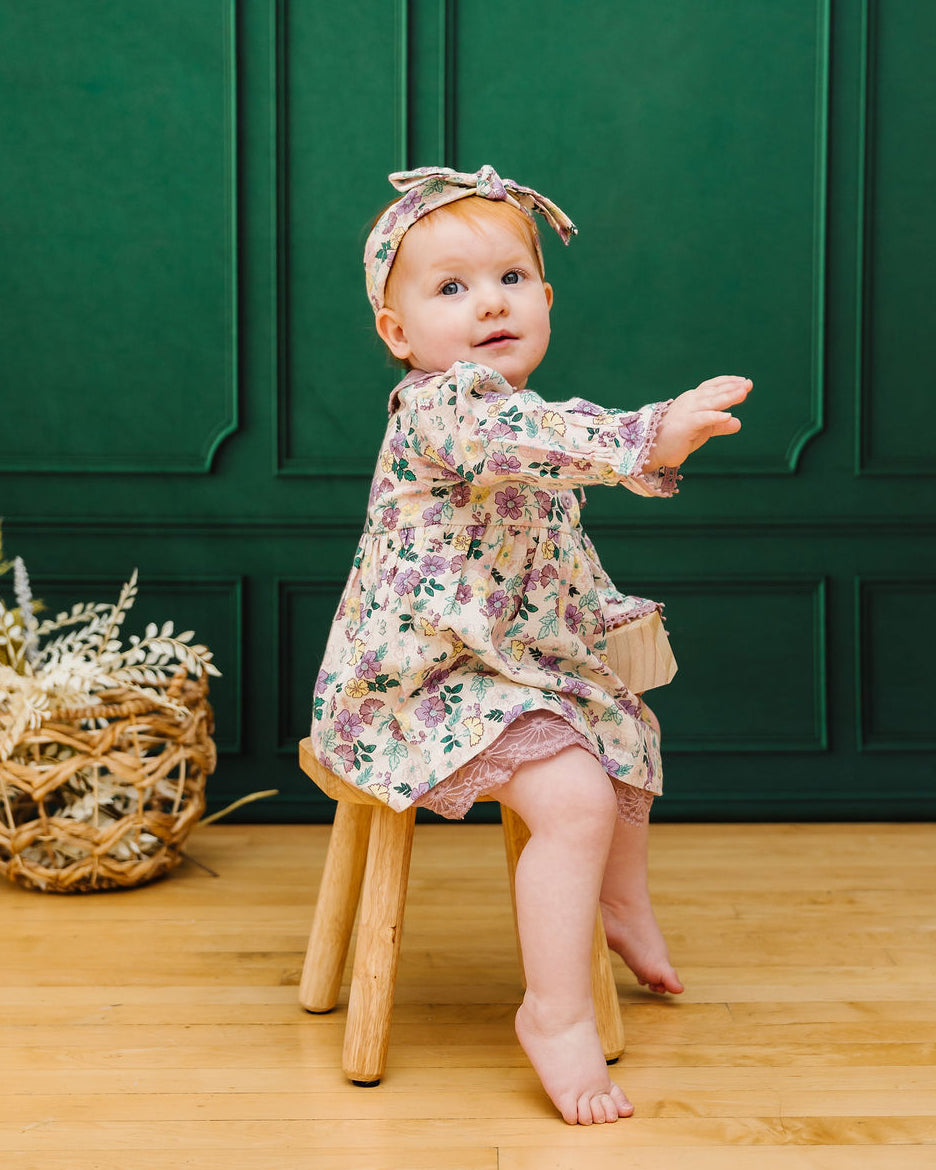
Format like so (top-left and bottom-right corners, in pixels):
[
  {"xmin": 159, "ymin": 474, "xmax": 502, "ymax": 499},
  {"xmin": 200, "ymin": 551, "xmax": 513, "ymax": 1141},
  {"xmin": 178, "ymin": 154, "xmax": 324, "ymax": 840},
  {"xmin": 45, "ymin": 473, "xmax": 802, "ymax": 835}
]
[
  {"xmin": 500, "ymin": 803, "xmax": 624, "ymax": 1063},
  {"xmin": 591, "ymin": 907, "xmax": 625, "ymax": 1063},
  {"xmin": 299, "ymin": 801, "xmax": 372, "ymax": 1013},
  {"xmin": 343, "ymin": 803, "xmax": 416, "ymax": 1086},
  {"xmin": 500, "ymin": 805, "xmax": 530, "ymax": 982}
]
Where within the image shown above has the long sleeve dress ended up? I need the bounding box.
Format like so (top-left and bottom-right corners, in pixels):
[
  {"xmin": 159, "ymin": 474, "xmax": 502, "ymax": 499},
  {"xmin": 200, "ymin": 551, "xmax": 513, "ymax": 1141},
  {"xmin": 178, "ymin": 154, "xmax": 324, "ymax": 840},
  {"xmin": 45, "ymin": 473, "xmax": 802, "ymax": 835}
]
[{"xmin": 311, "ymin": 360, "xmax": 679, "ymax": 814}]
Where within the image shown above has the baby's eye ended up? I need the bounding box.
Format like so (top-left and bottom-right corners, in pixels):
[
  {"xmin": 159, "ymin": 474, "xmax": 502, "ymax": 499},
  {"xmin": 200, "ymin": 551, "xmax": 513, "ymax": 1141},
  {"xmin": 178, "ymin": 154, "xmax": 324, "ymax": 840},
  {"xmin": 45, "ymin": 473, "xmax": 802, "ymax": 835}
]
[
  {"xmin": 440, "ymin": 279, "xmax": 465, "ymax": 296},
  {"xmin": 502, "ymin": 270, "xmax": 523, "ymax": 286}
]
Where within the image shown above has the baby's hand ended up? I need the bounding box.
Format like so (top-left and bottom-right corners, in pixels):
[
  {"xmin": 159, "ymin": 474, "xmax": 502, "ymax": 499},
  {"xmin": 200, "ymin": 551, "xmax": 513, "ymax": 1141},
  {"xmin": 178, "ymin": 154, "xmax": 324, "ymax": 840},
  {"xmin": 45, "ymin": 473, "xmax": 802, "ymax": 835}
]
[{"xmin": 642, "ymin": 376, "xmax": 752, "ymax": 470}]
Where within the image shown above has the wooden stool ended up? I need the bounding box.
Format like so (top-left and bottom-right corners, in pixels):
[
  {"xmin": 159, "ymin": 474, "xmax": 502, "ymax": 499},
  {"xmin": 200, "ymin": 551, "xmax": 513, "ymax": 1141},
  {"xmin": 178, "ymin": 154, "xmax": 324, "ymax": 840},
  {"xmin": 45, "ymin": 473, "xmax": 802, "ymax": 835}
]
[{"xmin": 298, "ymin": 737, "xmax": 625, "ymax": 1086}]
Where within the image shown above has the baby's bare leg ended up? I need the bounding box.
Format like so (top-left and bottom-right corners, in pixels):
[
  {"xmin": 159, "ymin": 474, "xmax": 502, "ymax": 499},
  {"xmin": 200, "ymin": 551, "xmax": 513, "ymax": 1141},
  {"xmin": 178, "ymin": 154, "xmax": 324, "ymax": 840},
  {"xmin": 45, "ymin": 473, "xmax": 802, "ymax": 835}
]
[
  {"xmin": 600, "ymin": 815, "xmax": 684, "ymax": 995},
  {"xmin": 493, "ymin": 747, "xmax": 634, "ymax": 1125}
]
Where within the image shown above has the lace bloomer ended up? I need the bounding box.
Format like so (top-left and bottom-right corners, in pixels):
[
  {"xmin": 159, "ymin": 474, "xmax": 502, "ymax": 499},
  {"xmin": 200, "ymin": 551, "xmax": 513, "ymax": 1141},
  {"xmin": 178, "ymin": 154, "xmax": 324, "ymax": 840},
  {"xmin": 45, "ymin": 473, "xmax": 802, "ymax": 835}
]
[{"xmin": 414, "ymin": 710, "xmax": 655, "ymax": 824}]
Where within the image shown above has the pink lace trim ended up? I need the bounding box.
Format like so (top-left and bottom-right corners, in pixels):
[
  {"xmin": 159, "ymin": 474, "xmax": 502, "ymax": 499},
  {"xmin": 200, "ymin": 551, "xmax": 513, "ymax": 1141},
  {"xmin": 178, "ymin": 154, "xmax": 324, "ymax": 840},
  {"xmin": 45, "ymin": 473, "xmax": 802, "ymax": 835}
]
[
  {"xmin": 415, "ymin": 710, "xmax": 654, "ymax": 824},
  {"xmin": 633, "ymin": 399, "xmax": 682, "ymax": 496}
]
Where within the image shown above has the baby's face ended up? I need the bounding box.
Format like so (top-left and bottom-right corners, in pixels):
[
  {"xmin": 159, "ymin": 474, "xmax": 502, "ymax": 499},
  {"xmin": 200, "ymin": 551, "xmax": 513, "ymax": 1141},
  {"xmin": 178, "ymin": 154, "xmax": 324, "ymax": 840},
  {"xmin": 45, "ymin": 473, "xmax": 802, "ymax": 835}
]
[{"xmin": 376, "ymin": 211, "xmax": 553, "ymax": 390}]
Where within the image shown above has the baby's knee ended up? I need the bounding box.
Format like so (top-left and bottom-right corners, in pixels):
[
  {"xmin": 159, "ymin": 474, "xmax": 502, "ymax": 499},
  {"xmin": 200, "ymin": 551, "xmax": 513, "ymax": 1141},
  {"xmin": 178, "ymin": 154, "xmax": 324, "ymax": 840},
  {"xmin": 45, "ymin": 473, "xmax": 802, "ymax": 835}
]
[{"xmin": 520, "ymin": 748, "xmax": 618, "ymax": 837}]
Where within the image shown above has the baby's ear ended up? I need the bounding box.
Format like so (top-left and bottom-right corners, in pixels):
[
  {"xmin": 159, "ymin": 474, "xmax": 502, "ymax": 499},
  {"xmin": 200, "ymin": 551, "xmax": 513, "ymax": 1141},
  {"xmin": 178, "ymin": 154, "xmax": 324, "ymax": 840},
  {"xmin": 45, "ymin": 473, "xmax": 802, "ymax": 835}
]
[
  {"xmin": 375, "ymin": 308, "xmax": 411, "ymax": 361},
  {"xmin": 543, "ymin": 281, "xmax": 554, "ymax": 310}
]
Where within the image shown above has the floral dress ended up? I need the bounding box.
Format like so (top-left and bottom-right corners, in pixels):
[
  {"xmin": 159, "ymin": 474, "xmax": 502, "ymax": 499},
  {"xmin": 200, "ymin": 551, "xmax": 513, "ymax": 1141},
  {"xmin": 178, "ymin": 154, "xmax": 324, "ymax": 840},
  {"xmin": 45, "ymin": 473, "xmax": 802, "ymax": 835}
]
[{"xmin": 311, "ymin": 361, "xmax": 679, "ymax": 815}]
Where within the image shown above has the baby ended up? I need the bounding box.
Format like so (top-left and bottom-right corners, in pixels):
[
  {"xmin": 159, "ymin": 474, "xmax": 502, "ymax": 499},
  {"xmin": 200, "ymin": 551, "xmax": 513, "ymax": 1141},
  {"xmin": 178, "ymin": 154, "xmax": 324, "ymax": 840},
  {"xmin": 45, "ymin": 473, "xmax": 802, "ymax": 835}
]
[{"xmin": 313, "ymin": 165, "xmax": 751, "ymax": 1123}]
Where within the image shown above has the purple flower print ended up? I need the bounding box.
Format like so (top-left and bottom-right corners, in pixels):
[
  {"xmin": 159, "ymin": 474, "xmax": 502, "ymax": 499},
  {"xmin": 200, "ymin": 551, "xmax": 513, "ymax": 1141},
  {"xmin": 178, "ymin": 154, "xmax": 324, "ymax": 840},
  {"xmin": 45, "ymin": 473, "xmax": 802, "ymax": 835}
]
[
  {"xmin": 467, "ymin": 524, "xmax": 487, "ymax": 539},
  {"xmin": 400, "ymin": 527, "xmax": 415, "ymax": 545},
  {"xmin": 559, "ymin": 698, "xmax": 577, "ymax": 721},
  {"xmin": 449, "ymin": 553, "xmax": 466, "ymax": 573},
  {"xmin": 600, "ymin": 754, "xmax": 621, "ymax": 777},
  {"xmin": 495, "ymin": 486, "xmax": 524, "ymax": 520},
  {"xmin": 415, "ymin": 696, "xmax": 447, "ymax": 728},
  {"xmin": 421, "ymin": 553, "xmax": 447, "ymax": 575},
  {"xmin": 565, "ymin": 604, "xmax": 583, "ymax": 633},
  {"xmin": 389, "ymin": 430, "xmax": 406, "ymax": 458},
  {"xmin": 487, "ymin": 452, "xmax": 522, "ymax": 476},
  {"xmin": 572, "ymin": 399, "xmax": 603, "ymax": 417},
  {"xmin": 559, "ymin": 677, "xmax": 592, "ymax": 698},
  {"xmin": 355, "ymin": 650, "xmax": 381, "ymax": 680},
  {"xmin": 359, "ymin": 697, "xmax": 384, "ymax": 725},
  {"xmin": 382, "ymin": 505, "xmax": 400, "ymax": 530},
  {"xmin": 451, "ymin": 482, "xmax": 471, "ymax": 507},
  {"xmin": 538, "ymin": 654, "xmax": 560, "ymax": 670},
  {"xmin": 534, "ymin": 490, "xmax": 552, "ymax": 518},
  {"xmin": 616, "ymin": 694, "xmax": 642, "ymax": 719},
  {"xmin": 617, "ymin": 414, "xmax": 644, "ymax": 449},
  {"xmin": 315, "ymin": 668, "xmax": 329, "ymax": 695},
  {"xmin": 455, "ymin": 582, "xmax": 473, "ymax": 605},
  {"xmin": 422, "ymin": 665, "xmax": 452, "ymax": 693},
  {"xmin": 503, "ymin": 703, "xmax": 526, "ymax": 725},
  {"xmin": 335, "ymin": 709, "xmax": 365, "ymax": 742},
  {"xmin": 482, "ymin": 589, "xmax": 510, "ymax": 619},
  {"xmin": 488, "ymin": 421, "xmax": 517, "ymax": 440},
  {"xmin": 394, "ymin": 568, "xmax": 422, "ymax": 596},
  {"xmin": 335, "ymin": 743, "xmax": 357, "ymax": 773},
  {"xmin": 547, "ymin": 449, "xmax": 574, "ymax": 467},
  {"xmin": 422, "ymin": 501, "xmax": 444, "ymax": 525}
]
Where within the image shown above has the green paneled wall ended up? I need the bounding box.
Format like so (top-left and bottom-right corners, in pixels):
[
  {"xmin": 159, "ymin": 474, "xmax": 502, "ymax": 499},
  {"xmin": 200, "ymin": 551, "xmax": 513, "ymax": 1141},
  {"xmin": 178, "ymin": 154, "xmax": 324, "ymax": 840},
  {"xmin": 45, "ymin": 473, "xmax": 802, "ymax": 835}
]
[{"xmin": 2, "ymin": 0, "xmax": 933, "ymax": 822}]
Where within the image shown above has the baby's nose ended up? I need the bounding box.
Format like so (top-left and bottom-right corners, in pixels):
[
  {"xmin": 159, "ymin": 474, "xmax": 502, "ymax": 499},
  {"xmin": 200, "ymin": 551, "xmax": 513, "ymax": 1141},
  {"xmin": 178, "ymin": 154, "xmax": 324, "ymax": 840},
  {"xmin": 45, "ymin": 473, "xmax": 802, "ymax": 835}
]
[{"xmin": 477, "ymin": 283, "xmax": 508, "ymax": 316}]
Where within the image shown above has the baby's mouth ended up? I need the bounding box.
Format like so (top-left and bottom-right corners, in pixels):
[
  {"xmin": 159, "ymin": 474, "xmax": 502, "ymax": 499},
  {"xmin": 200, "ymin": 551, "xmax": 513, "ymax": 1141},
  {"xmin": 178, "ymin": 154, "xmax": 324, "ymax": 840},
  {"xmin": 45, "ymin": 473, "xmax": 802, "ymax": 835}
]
[{"xmin": 476, "ymin": 332, "xmax": 517, "ymax": 347}]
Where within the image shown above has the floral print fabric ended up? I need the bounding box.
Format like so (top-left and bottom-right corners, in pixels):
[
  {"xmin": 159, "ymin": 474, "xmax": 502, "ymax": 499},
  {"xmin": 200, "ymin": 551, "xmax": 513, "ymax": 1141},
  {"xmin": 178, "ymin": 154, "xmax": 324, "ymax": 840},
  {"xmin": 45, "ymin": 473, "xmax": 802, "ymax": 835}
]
[{"xmin": 311, "ymin": 360, "xmax": 678, "ymax": 813}]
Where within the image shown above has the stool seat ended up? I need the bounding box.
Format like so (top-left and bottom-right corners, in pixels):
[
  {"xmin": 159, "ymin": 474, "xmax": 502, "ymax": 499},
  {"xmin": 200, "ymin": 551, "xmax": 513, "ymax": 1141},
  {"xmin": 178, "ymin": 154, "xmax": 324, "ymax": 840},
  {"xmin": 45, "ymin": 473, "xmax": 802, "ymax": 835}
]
[{"xmin": 298, "ymin": 736, "xmax": 625, "ymax": 1085}]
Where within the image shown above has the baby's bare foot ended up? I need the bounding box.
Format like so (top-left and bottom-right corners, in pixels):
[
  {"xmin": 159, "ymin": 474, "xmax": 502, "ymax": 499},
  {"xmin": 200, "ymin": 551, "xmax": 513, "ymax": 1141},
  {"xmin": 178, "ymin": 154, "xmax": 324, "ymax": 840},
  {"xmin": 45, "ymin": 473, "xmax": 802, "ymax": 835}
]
[
  {"xmin": 601, "ymin": 899, "xmax": 684, "ymax": 995},
  {"xmin": 515, "ymin": 996, "xmax": 635, "ymax": 1125}
]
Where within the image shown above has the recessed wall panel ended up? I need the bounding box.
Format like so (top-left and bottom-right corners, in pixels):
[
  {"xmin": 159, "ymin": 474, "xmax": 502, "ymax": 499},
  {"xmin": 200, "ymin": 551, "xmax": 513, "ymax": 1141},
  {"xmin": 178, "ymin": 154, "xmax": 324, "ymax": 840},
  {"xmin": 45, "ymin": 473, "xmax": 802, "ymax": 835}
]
[
  {"xmin": 858, "ymin": 580, "xmax": 936, "ymax": 750},
  {"xmin": 454, "ymin": 0, "xmax": 829, "ymax": 475},
  {"xmin": 0, "ymin": 2, "xmax": 237, "ymax": 472},
  {"xmin": 858, "ymin": 3, "xmax": 936, "ymax": 474},
  {"xmin": 276, "ymin": 579, "xmax": 344, "ymax": 752},
  {"xmin": 630, "ymin": 578, "xmax": 827, "ymax": 752},
  {"xmin": 276, "ymin": 1, "xmax": 402, "ymax": 475}
]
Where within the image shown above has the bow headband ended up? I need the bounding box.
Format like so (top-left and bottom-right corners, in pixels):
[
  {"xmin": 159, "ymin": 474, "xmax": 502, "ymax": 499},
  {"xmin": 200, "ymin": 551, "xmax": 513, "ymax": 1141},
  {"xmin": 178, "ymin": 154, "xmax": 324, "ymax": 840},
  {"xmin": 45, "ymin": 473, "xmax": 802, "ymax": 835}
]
[{"xmin": 364, "ymin": 164, "xmax": 577, "ymax": 313}]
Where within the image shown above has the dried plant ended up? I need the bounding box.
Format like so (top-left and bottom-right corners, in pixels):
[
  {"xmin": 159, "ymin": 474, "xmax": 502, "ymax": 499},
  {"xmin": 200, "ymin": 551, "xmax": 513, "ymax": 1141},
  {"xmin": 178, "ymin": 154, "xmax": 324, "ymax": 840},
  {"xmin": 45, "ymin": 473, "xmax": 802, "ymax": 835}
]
[{"xmin": 0, "ymin": 526, "xmax": 219, "ymax": 761}]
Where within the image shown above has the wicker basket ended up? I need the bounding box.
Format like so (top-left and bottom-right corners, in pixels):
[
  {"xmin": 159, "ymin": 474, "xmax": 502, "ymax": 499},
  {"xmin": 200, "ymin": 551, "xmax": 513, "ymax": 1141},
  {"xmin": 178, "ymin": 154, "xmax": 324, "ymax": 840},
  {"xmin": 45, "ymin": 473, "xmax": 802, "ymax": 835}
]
[{"xmin": 0, "ymin": 671, "xmax": 215, "ymax": 893}]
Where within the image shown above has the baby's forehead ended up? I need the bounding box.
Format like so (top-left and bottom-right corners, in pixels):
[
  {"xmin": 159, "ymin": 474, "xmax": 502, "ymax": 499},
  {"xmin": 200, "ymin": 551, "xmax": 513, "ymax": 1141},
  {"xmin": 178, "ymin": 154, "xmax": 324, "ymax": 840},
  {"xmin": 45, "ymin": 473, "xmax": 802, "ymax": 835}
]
[{"xmin": 402, "ymin": 211, "xmax": 539, "ymax": 270}]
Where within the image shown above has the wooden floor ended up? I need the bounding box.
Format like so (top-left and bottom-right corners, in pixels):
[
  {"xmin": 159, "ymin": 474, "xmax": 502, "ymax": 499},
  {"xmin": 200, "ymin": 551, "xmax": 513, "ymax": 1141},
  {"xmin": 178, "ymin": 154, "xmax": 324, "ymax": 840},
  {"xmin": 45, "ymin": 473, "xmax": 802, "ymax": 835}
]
[{"xmin": 2, "ymin": 821, "xmax": 935, "ymax": 1169}]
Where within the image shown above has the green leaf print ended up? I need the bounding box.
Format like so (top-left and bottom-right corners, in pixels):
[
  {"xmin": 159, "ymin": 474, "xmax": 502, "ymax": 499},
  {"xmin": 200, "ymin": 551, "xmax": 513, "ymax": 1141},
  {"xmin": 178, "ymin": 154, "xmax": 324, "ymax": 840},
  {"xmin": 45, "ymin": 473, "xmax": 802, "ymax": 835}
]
[
  {"xmin": 470, "ymin": 672, "xmax": 495, "ymax": 699},
  {"xmin": 538, "ymin": 609, "xmax": 559, "ymax": 638}
]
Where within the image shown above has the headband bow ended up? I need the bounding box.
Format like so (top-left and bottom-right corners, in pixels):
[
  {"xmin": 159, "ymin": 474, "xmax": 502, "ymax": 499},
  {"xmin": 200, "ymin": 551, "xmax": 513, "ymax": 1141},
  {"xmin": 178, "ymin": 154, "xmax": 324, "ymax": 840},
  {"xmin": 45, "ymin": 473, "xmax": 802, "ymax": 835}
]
[{"xmin": 364, "ymin": 164, "xmax": 577, "ymax": 313}]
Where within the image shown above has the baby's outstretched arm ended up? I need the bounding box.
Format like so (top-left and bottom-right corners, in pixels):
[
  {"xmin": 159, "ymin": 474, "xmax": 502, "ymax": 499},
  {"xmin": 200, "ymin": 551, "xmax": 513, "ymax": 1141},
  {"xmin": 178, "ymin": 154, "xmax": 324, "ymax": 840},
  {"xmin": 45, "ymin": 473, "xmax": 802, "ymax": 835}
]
[{"xmin": 642, "ymin": 375, "xmax": 752, "ymax": 471}]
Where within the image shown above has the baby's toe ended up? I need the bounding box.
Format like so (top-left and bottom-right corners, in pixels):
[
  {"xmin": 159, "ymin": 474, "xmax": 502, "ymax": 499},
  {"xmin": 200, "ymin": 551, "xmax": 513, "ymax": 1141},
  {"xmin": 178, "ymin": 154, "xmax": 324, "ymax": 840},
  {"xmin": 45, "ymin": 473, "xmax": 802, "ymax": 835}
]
[{"xmin": 610, "ymin": 1083, "xmax": 635, "ymax": 1118}]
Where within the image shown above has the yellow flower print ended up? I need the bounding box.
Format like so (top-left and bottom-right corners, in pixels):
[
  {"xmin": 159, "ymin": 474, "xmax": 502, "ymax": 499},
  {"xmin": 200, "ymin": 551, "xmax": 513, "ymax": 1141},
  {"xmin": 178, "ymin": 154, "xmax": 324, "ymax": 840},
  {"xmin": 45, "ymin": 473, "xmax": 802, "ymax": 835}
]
[
  {"xmin": 417, "ymin": 617, "xmax": 436, "ymax": 637},
  {"xmin": 381, "ymin": 449, "xmax": 394, "ymax": 473},
  {"xmin": 365, "ymin": 781, "xmax": 392, "ymax": 801},
  {"xmin": 423, "ymin": 444, "xmax": 441, "ymax": 466},
  {"xmin": 543, "ymin": 538, "xmax": 556, "ymax": 559},
  {"xmin": 510, "ymin": 639, "xmax": 525, "ymax": 662},
  {"xmin": 348, "ymin": 638, "xmax": 367, "ymax": 666},
  {"xmin": 453, "ymin": 532, "xmax": 471, "ymax": 551},
  {"xmin": 541, "ymin": 410, "xmax": 567, "ymax": 435},
  {"xmin": 462, "ymin": 716, "xmax": 484, "ymax": 746},
  {"xmin": 344, "ymin": 596, "xmax": 361, "ymax": 625},
  {"xmin": 450, "ymin": 638, "xmax": 465, "ymax": 656},
  {"xmin": 345, "ymin": 677, "xmax": 370, "ymax": 699}
]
